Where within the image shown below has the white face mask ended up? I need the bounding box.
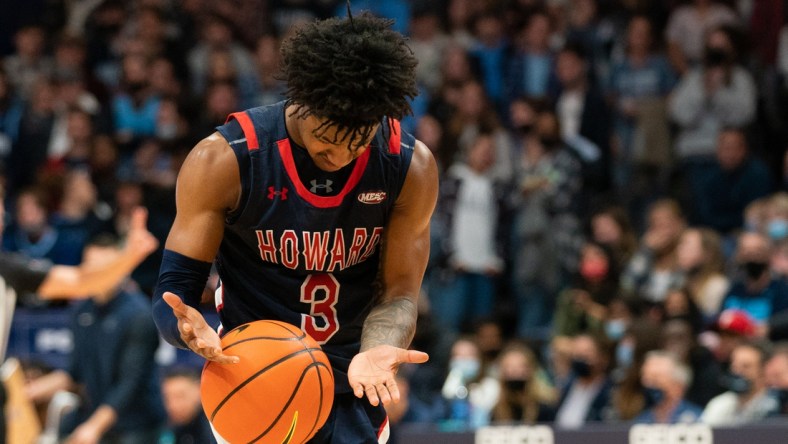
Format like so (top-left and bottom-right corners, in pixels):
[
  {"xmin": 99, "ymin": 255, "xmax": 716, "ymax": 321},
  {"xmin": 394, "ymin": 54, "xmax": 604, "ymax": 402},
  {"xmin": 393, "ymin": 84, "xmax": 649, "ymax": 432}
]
[
  {"xmin": 450, "ymin": 358, "xmax": 481, "ymax": 381},
  {"xmin": 605, "ymin": 319, "xmax": 628, "ymax": 341}
]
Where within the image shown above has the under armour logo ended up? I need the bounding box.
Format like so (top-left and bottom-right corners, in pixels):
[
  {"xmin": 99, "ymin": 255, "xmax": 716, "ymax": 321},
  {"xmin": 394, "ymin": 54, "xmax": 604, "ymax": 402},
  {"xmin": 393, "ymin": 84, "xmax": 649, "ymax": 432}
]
[
  {"xmin": 267, "ymin": 186, "xmax": 288, "ymax": 200},
  {"xmin": 309, "ymin": 179, "xmax": 333, "ymax": 193}
]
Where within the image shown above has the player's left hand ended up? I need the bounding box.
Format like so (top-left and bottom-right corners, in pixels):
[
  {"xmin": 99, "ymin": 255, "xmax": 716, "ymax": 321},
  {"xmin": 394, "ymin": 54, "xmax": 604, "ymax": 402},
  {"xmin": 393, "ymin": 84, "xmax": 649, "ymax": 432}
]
[{"xmin": 348, "ymin": 345, "xmax": 429, "ymax": 407}]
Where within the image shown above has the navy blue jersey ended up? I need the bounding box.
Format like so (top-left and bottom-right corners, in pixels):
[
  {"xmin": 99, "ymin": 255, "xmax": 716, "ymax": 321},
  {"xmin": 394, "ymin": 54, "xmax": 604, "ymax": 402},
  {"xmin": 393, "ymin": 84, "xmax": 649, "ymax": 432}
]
[{"xmin": 214, "ymin": 101, "xmax": 414, "ymax": 392}]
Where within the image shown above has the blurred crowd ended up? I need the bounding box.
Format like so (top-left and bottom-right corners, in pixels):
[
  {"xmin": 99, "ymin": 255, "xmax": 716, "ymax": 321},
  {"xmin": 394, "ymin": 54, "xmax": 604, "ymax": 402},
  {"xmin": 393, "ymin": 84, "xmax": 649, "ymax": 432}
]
[{"xmin": 4, "ymin": 0, "xmax": 788, "ymax": 441}]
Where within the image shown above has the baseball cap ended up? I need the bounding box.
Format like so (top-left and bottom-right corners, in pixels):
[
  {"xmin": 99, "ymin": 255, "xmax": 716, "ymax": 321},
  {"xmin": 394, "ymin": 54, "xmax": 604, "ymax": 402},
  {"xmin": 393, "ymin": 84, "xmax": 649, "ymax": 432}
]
[{"xmin": 716, "ymin": 309, "xmax": 757, "ymax": 337}]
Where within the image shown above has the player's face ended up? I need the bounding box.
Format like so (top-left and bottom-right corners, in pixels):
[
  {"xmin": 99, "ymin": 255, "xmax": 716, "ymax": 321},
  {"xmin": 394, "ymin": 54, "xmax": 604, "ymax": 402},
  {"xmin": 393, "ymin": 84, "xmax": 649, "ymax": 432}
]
[{"xmin": 301, "ymin": 115, "xmax": 379, "ymax": 172}]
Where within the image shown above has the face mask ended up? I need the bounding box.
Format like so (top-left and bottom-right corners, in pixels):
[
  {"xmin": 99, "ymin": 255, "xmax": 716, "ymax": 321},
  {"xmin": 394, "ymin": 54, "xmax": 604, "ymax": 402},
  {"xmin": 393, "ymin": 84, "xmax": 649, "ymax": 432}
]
[
  {"xmin": 571, "ymin": 359, "xmax": 593, "ymax": 378},
  {"xmin": 483, "ymin": 348, "xmax": 501, "ymax": 361},
  {"xmin": 616, "ymin": 342, "xmax": 634, "ymax": 368},
  {"xmin": 581, "ymin": 257, "xmax": 609, "ymax": 282},
  {"xmin": 450, "ymin": 358, "xmax": 481, "ymax": 382},
  {"xmin": 516, "ymin": 123, "xmax": 534, "ymax": 135},
  {"xmin": 644, "ymin": 387, "xmax": 665, "ymax": 406},
  {"xmin": 605, "ymin": 319, "xmax": 628, "ymax": 341},
  {"xmin": 767, "ymin": 219, "xmax": 788, "ymax": 241},
  {"xmin": 504, "ymin": 378, "xmax": 528, "ymax": 392},
  {"xmin": 539, "ymin": 136, "xmax": 560, "ymax": 148},
  {"xmin": 741, "ymin": 261, "xmax": 769, "ymax": 280},
  {"xmin": 769, "ymin": 388, "xmax": 788, "ymax": 406},
  {"xmin": 726, "ymin": 373, "xmax": 752, "ymax": 394},
  {"xmin": 704, "ymin": 47, "xmax": 731, "ymax": 66}
]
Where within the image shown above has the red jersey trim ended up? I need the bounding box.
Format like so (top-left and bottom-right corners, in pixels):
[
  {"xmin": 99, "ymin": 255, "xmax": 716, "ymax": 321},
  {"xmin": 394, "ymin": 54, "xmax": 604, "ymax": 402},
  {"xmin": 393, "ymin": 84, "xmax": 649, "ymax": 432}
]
[
  {"xmin": 226, "ymin": 112, "xmax": 259, "ymax": 150},
  {"xmin": 377, "ymin": 416, "xmax": 389, "ymax": 441},
  {"xmin": 276, "ymin": 138, "xmax": 371, "ymax": 208},
  {"xmin": 388, "ymin": 119, "xmax": 401, "ymax": 155}
]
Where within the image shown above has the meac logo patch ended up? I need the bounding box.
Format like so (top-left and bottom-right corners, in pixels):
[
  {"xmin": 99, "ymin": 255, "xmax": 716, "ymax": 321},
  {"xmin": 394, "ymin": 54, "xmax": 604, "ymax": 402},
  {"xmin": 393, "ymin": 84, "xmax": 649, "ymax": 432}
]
[{"xmin": 357, "ymin": 191, "xmax": 387, "ymax": 204}]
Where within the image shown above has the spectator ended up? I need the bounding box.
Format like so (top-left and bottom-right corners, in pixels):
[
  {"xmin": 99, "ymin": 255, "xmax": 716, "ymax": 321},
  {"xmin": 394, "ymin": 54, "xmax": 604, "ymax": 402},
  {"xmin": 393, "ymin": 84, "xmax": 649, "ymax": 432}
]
[
  {"xmin": 445, "ymin": 0, "xmax": 478, "ymax": 49},
  {"xmin": 589, "ymin": 205, "xmax": 638, "ymax": 268},
  {"xmin": 665, "ymin": 0, "xmax": 738, "ymax": 74},
  {"xmin": 764, "ymin": 343, "xmax": 788, "ymax": 414},
  {"xmin": 24, "ymin": 234, "xmax": 166, "ymax": 442},
  {"xmin": 661, "ymin": 318, "xmax": 725, "ymax": 407},
  {"xmin": 765, "ymin": 193, "xmax": 788, "ymax": 243},
  {"xmin": 2, "ymin": 188, "xmax": 75, "ymax": 266},
  {"xmin": 3, "ymin": 24, "xmax": 54, "ymax": 100},
  {"xmin": 187, "ymin": 13, "xmax": 256, "ymax": 97},
  {"xmin": 445, "ymin": 80, "xmax": 514, "ymax": 182},
  {"xmin": 509, "ymin": 108, "xmax": 583, "ymax": 338},
  {"xmin": 429, "ymin": 133, "xmax": 507, "ymax": 332},
  {"xmin": 553, "ymin": 42, "xmax": 611, "ymax": 198},
  {"xmin": 469, "ymin": 12, "xmax": 510, "ymax": 109},
  {"xmin": 662, "ymin": 287, "xmax": 705, "ymax": 334},
  {"xmin": 669, "ymin": 26, "xmax": 756, "ymax": 178},
  {"xmin": 635, "ymin": 350, "xmax": 703, "ymax": 424},
  {"xmin": 409, "ymin": 6, "xmax": 449, "ymax": 95},
  {"xmin": 675, "ymin": 227, "xmax": 730, "ymax": 319},
  {"xmin": 701, "ymin": 342, "xmax": 780, "ymax": 425},
  {"xmin": 491, "ymin": 342, "xmax": 555, "ymax": 424},
  {"xmin": 507, "ymin": 11, "xmax": 555, "ymax": 102},
  {"xmin": 51, "ymin": 169, "xmax": 112, "ymax": 265},
  {"xmin": 621, "ymin": 199, "xmax": 686, "ymax": 304},
  {"xmin": 111, "ymin": 54, "xmax": 161, "ymax": 143},
  {"xmin": 607, "ymin": 15, "xmax": 675, "ymax": 193},
  {"xmin": 721, "ymin": 232, "xmax": 788, "ymax": 325},
  {"xmin": 0, "ymin": 67, "xmax": 24, "ymax": 159},
  {"xmin": 771, "ymin": 238, "xmax": 788, "ymax": 280},
  {"xmin": 159, "ymin": 368, "xmax": 214, "ymax": 444},
  {"xmin": 690, "ymin": 129, "xmax": 771, "ymax": 233},
  {"xmin": 554, "ymin": 334, "xmax": 613, "ymax": 428},
  {"xmin": 441, "ymin": 337, "xmax": 499, "ymax": 429},
  {"xmin": 553, "ymin": 241, "xmax": 620, "ymax": 337},
  {"xmin": 253, "ymin": 34, "xmax": 286, "ymax": 108},
  {"xmin": 8, "ymin": 78, "xmax": 57, "ymax": 194}
]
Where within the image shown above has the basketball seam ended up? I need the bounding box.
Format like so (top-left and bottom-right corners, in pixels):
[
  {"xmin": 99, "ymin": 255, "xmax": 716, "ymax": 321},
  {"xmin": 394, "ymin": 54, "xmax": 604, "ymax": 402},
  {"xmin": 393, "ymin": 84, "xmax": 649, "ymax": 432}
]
[
  {"xmin": 301, "ymin": 340, "xmax": 332, "ymax": 442},
  {"xmin": 209, "ymin": 347, "xmax": 321, "ymax": 421},
  {"xmin": 246, "ymin": 361, "xmax": 331, "ymax": 444},
  {"xmin": 222, "ymin": 335, "xmax": 305, "ymax": 352}
]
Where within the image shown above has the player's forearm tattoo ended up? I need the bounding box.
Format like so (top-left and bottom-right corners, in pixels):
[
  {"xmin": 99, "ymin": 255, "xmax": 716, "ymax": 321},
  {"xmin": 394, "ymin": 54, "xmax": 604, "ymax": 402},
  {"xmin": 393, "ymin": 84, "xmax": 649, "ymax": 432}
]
[{"xmin": 360, "ymin": 297, "xmax": 418, "ymax": 351}]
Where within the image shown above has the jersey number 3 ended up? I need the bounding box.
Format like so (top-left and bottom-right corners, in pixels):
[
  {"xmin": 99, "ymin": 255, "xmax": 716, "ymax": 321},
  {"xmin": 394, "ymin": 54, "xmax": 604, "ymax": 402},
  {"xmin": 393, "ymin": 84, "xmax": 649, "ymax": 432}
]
[{"xmin": 300, "ymin": 274, "xmax": 340, "ymax": 344}]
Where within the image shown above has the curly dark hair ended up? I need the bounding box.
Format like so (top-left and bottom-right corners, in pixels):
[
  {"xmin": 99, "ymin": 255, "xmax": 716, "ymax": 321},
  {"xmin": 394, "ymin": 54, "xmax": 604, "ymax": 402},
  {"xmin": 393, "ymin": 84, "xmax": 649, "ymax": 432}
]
[{"xmin": 281, "ymin": 13, "xmax": 418, "ymax": 149}]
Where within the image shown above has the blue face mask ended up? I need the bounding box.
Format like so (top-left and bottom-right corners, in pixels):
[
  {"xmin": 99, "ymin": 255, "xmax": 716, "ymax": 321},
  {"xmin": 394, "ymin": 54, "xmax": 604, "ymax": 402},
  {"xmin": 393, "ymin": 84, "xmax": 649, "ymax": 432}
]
[
  {"xmin": 605, "ymin": 319, "xmax": 628, "ymax": 341},
  {"xmin": 644, "ymin": 387, "xmax": 665, "ymax": 406},
  {"xmin": 726, "ymin": 373, "xmax": 753, "ymax": 394},
  {"xmin": 768, "ymin": 219, "xmax": 788, "ymax": 241},
  {"xmin": 450, "ymin": 358, "xmax": 481, "ymax": 382},
  {"xmin": 616, "ymin": 343, "xmax": 634, "ymax": 368}
]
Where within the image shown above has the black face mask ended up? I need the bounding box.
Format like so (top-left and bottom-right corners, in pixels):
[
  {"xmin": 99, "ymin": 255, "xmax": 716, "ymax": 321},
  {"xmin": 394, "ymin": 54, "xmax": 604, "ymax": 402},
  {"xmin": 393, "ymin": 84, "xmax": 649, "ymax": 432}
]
[
  {"xmin": 571, "ymin": 359, "xmax": 593, "ymax": 378},
  {"xmin": 741, "ymin": 261, "xmax": 769, "ymax": 280},
  {"xmin": 770, "ymin": 388, "xmax": 788, "ymax": 405},
  {"xmin": 516, "ymin": 123, "xmax": 534, "ymax": 136},
  {"xmin": 704, "ymin": 47, "xmax": 731, "ymax": 66},
  {"xmin": 539, "ymin": 136, "xmax": 560, "ymax": 148},
  {"xmin": 504, "ymin": 378, "xmax": 528, "ymax": 392},
  {"xmin": 643, "ymin": 387, "xmax": 665, "ymax": 406},
  {"xmin": 725, "ymin": 373, "xmax": 753, "ymax": 394}
]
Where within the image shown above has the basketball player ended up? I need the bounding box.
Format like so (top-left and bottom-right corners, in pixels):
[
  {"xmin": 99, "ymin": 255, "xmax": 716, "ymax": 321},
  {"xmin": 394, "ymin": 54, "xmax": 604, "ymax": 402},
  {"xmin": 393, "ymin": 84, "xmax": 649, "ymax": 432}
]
[{"xmin": 152, "ymin": 13, "xmax": 438, "ymax": 443}]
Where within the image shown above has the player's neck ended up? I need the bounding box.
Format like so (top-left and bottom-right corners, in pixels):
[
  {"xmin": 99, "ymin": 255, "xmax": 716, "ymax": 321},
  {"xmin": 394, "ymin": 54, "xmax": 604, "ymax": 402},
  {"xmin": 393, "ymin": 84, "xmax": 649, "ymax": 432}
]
[{"xmin": 284, "ymin": 103, "xmax": 307, "ymax": 148}]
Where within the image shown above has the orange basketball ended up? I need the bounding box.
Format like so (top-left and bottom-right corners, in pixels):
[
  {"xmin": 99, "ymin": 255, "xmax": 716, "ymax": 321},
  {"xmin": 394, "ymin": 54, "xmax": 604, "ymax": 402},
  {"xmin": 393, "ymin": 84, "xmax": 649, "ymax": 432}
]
[{"xmin": 201, "ymin": 320, "xmax": 334, "ymax": 443}]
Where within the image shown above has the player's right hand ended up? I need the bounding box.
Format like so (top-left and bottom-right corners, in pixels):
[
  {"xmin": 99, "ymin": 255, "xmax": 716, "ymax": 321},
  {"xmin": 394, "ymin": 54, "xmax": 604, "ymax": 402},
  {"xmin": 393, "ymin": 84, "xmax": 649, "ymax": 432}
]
[{"xmin": 163, "ymin": 292, "xmax": 239, "ymax": 364}]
